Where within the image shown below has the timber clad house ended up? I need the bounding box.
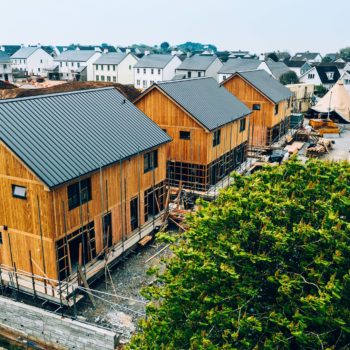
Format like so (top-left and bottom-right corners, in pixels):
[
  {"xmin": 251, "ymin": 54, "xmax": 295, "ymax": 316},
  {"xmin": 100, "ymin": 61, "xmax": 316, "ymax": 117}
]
[
  {"xmin": 0, "ymin": 88, "xmax": 170, "ymax": 300},
  {"xmin": 135, "ymin": 77, "xmax": 252, "ymax": 192},
  {"xmin": 223, "ymin": 70, "xmax": 293, "ymax": 147}
]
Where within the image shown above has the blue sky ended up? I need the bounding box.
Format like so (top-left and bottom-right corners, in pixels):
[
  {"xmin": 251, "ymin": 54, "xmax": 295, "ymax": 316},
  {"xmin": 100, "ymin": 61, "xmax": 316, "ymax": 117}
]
[{"xmin": 2, "ymin": 0, "xmax": 349, "ymax": 54}]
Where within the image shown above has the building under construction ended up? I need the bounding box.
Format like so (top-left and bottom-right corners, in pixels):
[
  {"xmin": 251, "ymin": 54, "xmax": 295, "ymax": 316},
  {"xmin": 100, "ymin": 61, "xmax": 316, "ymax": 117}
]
[
  {"xmin": 135, "ymin": 77, "xmax": 252, "ymax": 194},
  {"xmin": 0, "ymin": 87, "xmax": 171, "ymax": 305}
]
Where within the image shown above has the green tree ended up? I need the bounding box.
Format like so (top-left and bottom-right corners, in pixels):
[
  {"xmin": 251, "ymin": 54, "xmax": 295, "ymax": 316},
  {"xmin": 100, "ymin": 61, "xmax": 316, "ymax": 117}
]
[
  {"xmin": 160, "ymin": 42, "xmax": 170, "ymax": 51},
  {"xmin": 339, "ymin": 47, "xmax": 350, "ymax": 61},
  {"xmin": 279, "ymin": 71, "xmax": 299, "ymax": 85},
  {"xmin": 314, "ymin": 85, "xmax": 328, "ymax": 97},
  {"xmin": 128, "ymin": 160, "xmax": 350, "ymax": 350}
]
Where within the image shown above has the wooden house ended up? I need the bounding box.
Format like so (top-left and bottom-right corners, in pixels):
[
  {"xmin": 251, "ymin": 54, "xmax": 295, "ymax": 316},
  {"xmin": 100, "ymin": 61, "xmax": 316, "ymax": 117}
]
[
  {"xmin": 135, "ymin": 77, "xmax": 251, "ymax": 192},
  {"xmin": 222, "ymin": 70, "xmax": 293, "ymax": 147},
  {"xmin": 0, "ymin": 88, "xmax": 170, "ymax": 301}
]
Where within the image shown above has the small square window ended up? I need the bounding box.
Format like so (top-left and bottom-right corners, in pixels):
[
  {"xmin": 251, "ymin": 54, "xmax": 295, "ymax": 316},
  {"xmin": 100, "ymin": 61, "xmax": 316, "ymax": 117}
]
[
  {"xmin": 12, "ymin": 185, "xmax": 27, "ymax": 199},
  {"xmin": 180, "ymin": 131, "xmax": 191, "ymax": 140},
  {"xmin": 253, "ymin": 104, "xmax": 261, "ymax": 111}
]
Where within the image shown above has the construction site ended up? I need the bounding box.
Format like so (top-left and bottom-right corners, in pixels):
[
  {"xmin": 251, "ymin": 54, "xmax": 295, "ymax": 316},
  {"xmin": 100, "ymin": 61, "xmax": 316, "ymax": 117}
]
[{"xmin": 0, "ymin": 76, "xmax": 350, "ymax": 349}]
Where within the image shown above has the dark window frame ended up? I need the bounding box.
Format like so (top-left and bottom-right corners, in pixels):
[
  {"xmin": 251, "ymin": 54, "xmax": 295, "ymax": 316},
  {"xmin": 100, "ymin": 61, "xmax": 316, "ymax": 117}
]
[
  {"xmin": 67, "ymin": 178, "xmax": 92, "ymax": 211},
  {"xmin": 252, "ymin": 103, "xmax": 261, "ymax": 111},
  {"xmin": 213, "ymin": 129, "xmax": 221, "ymax": 147},
  {"xmin": 180, "ymin": 131, "xmax": 191, "ymax": 140},
  {"xmin": 130, "ymin": 196, "xmax": 139, "ymax": 231},
  {"xmin": 144, "ymin": 149, "xmax": 158, "ymax": 173},
  {"xmin": 239, "ymin": 118, "xmax": 246, "ymax": 132},
  {"xmin": 274, "ymin": 104, "xmax": 279, "ymax": 115},
  {"xmin": 12, "ymin": 185, "xmax": 27, "ymax": 199}
]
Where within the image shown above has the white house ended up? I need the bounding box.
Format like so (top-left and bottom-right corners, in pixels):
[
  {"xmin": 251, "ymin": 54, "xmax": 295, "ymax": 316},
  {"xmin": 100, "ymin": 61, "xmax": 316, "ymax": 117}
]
[
  {"xmin": 339, "ymin": 71, "xmax": 350, "ymax": 95},
  {"xmin": 299, "ymin": 66, "xmax": 341, "ymax": 90},
  {"xmin": 134, "ymin": 54, "xmax": 181, "ymax": 90},
  {"xmin": 0, "ymin": 52, "xmax": 13, "ymax": 82},
  {"xmin": 91, "ymin": 52, "xmax": 138, "ymax": 84},
  {"xmin": 217, "ymin": 58, "xmax": 261, "ymax": 83},
  {"xmin": 290, "ymin": 52, "xmax": 322, "ymax": 64},
  {"xmin": 175, "ymin": 54, "xmax": 223, "ymax": 80},
  {"xmin": 11, "ymin": 47, "xmax": 53, "ymax": 77},
  {"xmin": 54, "ymin": 50, "xmax": 101, "ymax": 81}
]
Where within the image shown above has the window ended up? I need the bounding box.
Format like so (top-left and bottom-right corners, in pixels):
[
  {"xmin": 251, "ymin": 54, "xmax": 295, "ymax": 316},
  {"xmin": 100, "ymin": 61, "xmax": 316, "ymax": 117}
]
[
  {"xmin": 198, "ymin": 72, "xmax": 202, "ymax": 77},
  {"xmin": 213, "ymin": 129, "xmax": 221, "ymax": 147},
  {"xmin": 223, "ymin": 75, "xmax": 227, "ymax": 81},
  {"xmin": 143, "ymin": 80, "xmax": 147, "ymax": 88},
  {"xmin": 38, "ymin": 68, "xmax": 40, "ymax": 72},
  {"xmin": 71, "ymin": 62, "xmax": 74, "ymax": 67},
  {"xmin": 239, "ymin": 118, "xmax": 246, "ymax": 132},
  {"xmin": 0, "ymin": 232, "xmax": 2, "ymax": 245},
  {"xmin": 96, "ymin": 75, "xmax": 99, "ymax": 81},
  {"xmin": 326, "ymin": 72, "xmax": 334, "ymax": 80},
  {"xmin": 180, "ymin": 131, "xmax": 191, "ymax": 140},
  {"xmin": 130, "ymin": 197, "xmax": 139, "ymax": 231},
  {"xmin": 66, "ymin": 62, "xmax": 68, "ymax": 67},
  {"xmin": 103, "ymin": 212, "xmax": 113, "ymax": 248},
  {"xmin": 60, "ymin": 62, "xmax": 63, "ymax": 67},
  {"xmin": 113, "ymin": 76, "xmax": 116, "ymax": 82},
  {"xmin": 101, "ymin": 65, "xmax": 104, "ymax": 71},
  {"xmin": 151, "ymin": 68, "xmax": 154, "ymax": 74},
  {"xmin": 129, "ymin": 65, "xmax": 132, "ymax": 70},
  {"xmin": 107, "ymin": 65, "xmax": 110, "ymax": 71},
  {"xmin": 67, "ymin": 178, "xmax": 92, "ymax": 210},
  {"xmin": 253, "ymin": 104, "xmax": 261, "ymax": 111},
  {"xmin": 274, "ymin": 104, "xmax": 279, "ymax": 115},
  {"xmin": 144, "ymin": 150, "xmax": 158, "ymax": 173},
  {"xmin": 158, "ymin": 69, "xmax": 161, "ymax": 75},
  {"xmin": 12, "ymin": 185, "xmax": 27, "ymax": 199},
  {"xmin": 113, "ymin": 65, "xmax": 116, "ymax": 71},
  {"xmin": 107, "ymin": 76, "xmax": 111, "ymax": 82},
  {"xmin": 96, "ymin": 64, "xmax": 98, "ymax": 70},
  {"xmin": 137, "ymin": 68, "xmax": 140, "ymax": 74},
  {"xmin": 308, "ymin": 73, "xmax": 315, "ymax": 79},
  {"xmin": 187, "ymin": 71, "xmax": 192, "ymax": 78},
  {"xmin": 136, "ymin": 79, "xmax": 140, "ymax": 86},
  {"xmin": 101, "ymin": 75, "xmax": 105, "ymax": 81},
  {"xmin": 345, "ymin": 79, "xmax": 350, "ymax": 85},
  {"xmin": 150, "ymin": 80, "xmax": 154, "ymax": 85},
  {"xmin": 143, "ymin": 68, "xmax": 146, "ymax": 74},
  {"xmin": 40, "ymin": 59, "xmax": 43, "ymax": 63},
  {"xmin": 77, "ymin": 62, "xmax": 80, "ymax": 68}
]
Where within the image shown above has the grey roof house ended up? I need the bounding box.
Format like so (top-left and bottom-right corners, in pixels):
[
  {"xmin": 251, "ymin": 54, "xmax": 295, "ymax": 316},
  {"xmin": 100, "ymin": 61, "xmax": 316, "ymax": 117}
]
[
  {"xmin": 218, "ymin": 58, "xmax": 261, "ymax": 82},
  {"xmin": 175, "ymin": 54, "xmax": 223, "ymax": 79}
]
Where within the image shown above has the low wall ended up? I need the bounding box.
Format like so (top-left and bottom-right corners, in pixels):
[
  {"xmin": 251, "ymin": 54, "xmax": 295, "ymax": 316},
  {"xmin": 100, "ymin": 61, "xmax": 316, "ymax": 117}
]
[{"xmin": 0, "ymin": 296, "xmax": 118, "ymax": 350}]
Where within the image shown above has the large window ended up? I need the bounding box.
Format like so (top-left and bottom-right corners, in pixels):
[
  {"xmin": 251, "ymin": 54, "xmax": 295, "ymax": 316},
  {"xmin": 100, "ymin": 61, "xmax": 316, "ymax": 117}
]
[
  {"xmin": 180, "ymin": 131, "xmax": 191, "ymax": 140},
  {"xmin": 67, "ymin": 178, "xmax": 92, "ymax": 210},
  {"xmin": 213, "ymin": 129, "xmax": 221, "ymax": 147},
  {"xmin": 144, "ymin": 149, "xmax": 158, "ymax": 173},
  {"xmin": 239, "ymin": 118, "xmax": 246, "ymax": 132}
]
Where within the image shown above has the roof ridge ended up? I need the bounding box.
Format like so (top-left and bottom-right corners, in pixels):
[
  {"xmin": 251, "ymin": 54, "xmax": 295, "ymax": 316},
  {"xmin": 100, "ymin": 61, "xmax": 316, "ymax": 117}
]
[
  {"xmin": 0, "ymin": 87, "xmax": 116, "ymax": 104},
  {"xmin": 157, "ymin": 77, "xmax": 213, "ymax": 84}
]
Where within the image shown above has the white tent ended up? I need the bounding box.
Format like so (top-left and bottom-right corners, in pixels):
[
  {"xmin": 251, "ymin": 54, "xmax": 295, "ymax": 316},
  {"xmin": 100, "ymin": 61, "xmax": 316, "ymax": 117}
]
[{"xmin": 312, "ymin": 81, "xmax": 350, "ymax": 123}]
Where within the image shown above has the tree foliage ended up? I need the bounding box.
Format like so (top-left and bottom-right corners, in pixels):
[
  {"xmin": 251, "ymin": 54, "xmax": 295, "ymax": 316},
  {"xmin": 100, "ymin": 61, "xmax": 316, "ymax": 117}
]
[
  {"xmin": 314, "ymin": 85, "xmax": 328, "ymax": 98},
  {"xmin": 339, "ymin": 47, "xmax": 350, "ymax": 61},
  {"xmin": 160, "ymin": 42, "xmax": 170, "ymax": 51},
  {"xmin": 128, "ymin": 160, "xmax": 350, "ymax": 349},
  {"xmin": 279, "ymin": 71, "xmax": 299, "ymax": 85}
]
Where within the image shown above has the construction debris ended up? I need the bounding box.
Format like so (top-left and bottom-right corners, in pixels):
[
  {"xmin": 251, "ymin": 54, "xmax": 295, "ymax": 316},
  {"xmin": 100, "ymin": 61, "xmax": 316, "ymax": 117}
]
[{"xmin": 307, "ymin": 138, "xmax": 333, "ymax": 156}]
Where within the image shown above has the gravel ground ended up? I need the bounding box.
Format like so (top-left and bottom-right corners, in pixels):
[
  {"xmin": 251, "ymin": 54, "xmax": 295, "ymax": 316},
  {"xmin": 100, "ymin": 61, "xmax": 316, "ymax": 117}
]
[
  {"xmin": 76, "ymin": 240, "xmax": 173, "ymax": 343},
  {"xmin": 320, "ymin": 126, "xmax": 350, "ymax": 161}
]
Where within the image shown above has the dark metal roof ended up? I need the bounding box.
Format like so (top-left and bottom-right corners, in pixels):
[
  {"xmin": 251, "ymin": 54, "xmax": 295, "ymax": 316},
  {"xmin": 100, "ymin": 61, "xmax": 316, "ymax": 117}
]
[
  {"xmin": 156, "ymin": 77, "xmax": 251, "ymax": 131},
  {"xmin": 315, "ymin": 66, "xmax": 341, "ymax": 84},
  {"xmin": 0, "ymin": 52, "xmax": 11, "ymax": 63},
  {"xmin": 234, "ymin": 70, "xmax": 293, "ymax": 103},
  {"xmin": 0, "ymin": 88, "xmax": 171, "ymax": 188}
]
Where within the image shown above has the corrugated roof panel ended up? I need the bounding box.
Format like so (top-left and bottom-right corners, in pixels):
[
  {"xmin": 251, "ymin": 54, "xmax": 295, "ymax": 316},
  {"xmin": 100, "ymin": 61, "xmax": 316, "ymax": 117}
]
[
  {"xmin": 0, "ymin": 88, "xmax": 171, "ymax": 188},
  {"xmin": 94, "ymin": 53, "xmax": 129, "ymax": 65},
  {"xmin": 156, "ymin": 77, "xmax": 251, "ymax": 131},
  {"xmin": 218, "ymin": 58, "xmax": 261, "ymax": 74},
  {"xmin": 134, "ymin": 54, "xmax": 174, "ymax": 69},
  {"xmin": 11, "ymin": 47, "xmax": 39, "ymax": 59},
  {"xmin": 54, "ymin": 50, "xmax": 98, "ymax": 62},
  {"xmin": 236, "ymin": 70, "xmax": 293, "ymax": 103},
  {"xmin": 177, "ymin": 55, "xmax": 218, "ymax": 71}
]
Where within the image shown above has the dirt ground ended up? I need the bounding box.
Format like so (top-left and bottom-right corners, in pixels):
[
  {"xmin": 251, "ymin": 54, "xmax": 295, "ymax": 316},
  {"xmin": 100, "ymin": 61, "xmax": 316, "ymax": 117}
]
[
  {"xmin": 320, "ymin": 126, "xmax": 350, "ymax": 161},
  {"xmin": 76, "ymin": 240, "xmax": 172, "ymax": 343}
]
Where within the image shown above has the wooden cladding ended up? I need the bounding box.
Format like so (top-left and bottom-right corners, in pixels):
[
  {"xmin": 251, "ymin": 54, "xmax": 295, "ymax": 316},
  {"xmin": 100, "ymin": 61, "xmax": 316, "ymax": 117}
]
[
  {"xmin": 0, "ymin": 142, "xmax": 168, "ymax": 282},
  {"xmin": 223, "ymin": 75, "xmax": 291, "ymax": 147}
]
